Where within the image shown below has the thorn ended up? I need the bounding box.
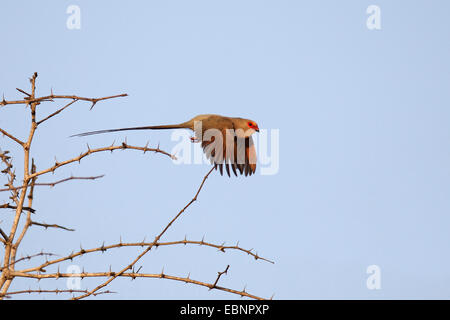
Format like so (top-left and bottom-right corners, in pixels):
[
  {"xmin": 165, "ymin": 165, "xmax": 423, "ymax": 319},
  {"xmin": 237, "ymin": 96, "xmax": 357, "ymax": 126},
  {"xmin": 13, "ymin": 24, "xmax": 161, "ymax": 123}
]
[
  {"xmin": 16, "ymin": 88, "xmax": 30, "ymax": 97},
  {"xmin": 90, "ymin": 100, "xmax": 97, "ymax": 110}
]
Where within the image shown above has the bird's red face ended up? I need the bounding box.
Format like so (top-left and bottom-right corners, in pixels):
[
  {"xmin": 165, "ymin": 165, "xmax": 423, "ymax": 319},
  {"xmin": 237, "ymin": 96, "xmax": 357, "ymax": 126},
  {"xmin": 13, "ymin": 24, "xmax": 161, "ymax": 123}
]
[{"xmin": 247, "ymin": 121, "xmax": 260, "ymax": 132}]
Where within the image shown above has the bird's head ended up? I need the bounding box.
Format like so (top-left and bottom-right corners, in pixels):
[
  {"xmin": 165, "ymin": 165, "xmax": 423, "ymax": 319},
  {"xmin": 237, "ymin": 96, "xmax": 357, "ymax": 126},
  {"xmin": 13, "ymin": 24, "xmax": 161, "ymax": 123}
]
[{"xmin": 246, "ymin": 120, "xmax": 260, "ymax": 133}]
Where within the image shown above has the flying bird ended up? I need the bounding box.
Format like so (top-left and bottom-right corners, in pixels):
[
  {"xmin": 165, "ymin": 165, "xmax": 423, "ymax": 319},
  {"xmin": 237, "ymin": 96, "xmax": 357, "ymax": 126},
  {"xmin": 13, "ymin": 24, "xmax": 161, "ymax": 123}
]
[{"xmin": 72, "ymin": 114, "xmax": 260, "ymax": 177}]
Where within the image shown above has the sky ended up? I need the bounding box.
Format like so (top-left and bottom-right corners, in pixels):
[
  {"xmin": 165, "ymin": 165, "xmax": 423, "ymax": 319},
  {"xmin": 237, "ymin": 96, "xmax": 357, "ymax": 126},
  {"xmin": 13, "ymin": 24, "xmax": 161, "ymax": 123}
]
[{"xmin": 1, "ymin": 1, "xmax": 450, "ymax": 299}]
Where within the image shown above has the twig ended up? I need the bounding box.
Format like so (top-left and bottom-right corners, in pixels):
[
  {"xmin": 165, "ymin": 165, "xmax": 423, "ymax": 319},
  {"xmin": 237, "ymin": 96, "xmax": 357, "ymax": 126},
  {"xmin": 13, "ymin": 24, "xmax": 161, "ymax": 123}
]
[
  {"xmin": 18, "ymin": 237, "xmax": 272, "ymax": 273},
  {"xmin": 28, "ymin": 143, "xmax": 175, "ymax": 180},
  {"xmin": 0, "ymin": 93, "xmax": 127, "ymax": 107},
  {"xmin": 157, "ymin": 239, "xmax": 274, "ymax": 264},
  {"xmin": 0, "ymin": 128, "xmax": 24, "ymax": 146},
  {"xmin": 36, "ymin": 99, "xmax": 78, "ymax": 125},
  {"xmin": 11, "ymin": 270, "xmax": 264, "ymax": 300},
  {"xmin": 0, "ymin": 252, "xmax": 57, "ymax": 272},
  {"xmin": 15, "ymin": 88, "xmax": 30, "ymax": 97},
  {"xmin": 210, "ymin": 265, "xmax": 229, "ymax": 289},
  {"xmin": 0, "ymin": 175, "xmax": 104, "ymax": 192},
  {"xmin": 0, "ymin": 228, "xmax": 8, "ymax": 243},
  {"xmin": 0, "ymin": 288, "xmax": 114, "ymax": 298},
  {"xmin": 0, "ymin": 151, "xmax": 19, "ymax": 205},
  {"xmin": 0, "ymin": 203, "xmax": 35, "ymax": 213},
  {"xmin": 30, "ymin": 221, "xmax": 75, "ymax": 232}
]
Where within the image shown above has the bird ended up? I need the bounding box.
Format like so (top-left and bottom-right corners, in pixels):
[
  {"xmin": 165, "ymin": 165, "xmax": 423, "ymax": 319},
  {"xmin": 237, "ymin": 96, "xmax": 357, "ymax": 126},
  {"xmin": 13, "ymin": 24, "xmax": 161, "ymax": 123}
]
[{"xmin": 71, "ymin": 114, "xmax": 260, "ymax": 177}]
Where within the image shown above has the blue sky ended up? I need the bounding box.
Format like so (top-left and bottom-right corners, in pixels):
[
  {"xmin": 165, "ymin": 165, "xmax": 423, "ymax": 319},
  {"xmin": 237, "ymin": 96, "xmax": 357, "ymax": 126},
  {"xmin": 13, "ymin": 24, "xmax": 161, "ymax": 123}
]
[{"xmin": 1, "ymin": 1, "xmax": 450, "ymax": 299}]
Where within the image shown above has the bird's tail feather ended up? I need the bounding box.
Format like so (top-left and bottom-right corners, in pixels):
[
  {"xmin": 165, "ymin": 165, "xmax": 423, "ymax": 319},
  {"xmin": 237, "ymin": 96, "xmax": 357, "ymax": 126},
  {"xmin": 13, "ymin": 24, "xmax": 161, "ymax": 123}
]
[{"xmin": 70, "ymin": 124, "xmax": 188, "ymax": 137}]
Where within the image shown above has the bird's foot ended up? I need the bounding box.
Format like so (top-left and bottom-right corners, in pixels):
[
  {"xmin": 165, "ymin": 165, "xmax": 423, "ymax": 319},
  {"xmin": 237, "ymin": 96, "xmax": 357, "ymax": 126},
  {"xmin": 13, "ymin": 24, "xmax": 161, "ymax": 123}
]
[{"xmin": 190, "ymin": 137, "xmax": 200, "ymax": 143}]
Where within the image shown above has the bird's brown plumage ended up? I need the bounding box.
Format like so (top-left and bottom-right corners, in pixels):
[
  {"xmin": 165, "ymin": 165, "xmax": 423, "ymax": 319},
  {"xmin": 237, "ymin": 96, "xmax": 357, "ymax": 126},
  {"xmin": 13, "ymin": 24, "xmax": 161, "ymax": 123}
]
[{"xmin": 72, "ymin": 114, "xmax": 259, "ymax": 177}]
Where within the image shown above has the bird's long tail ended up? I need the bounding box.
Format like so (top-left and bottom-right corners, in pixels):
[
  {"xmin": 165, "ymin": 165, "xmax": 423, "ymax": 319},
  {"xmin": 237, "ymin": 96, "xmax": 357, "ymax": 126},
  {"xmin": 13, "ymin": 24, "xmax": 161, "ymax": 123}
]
[{"xmin": 70, "ymin": 123, "xmax": 189, "ymax": 137}]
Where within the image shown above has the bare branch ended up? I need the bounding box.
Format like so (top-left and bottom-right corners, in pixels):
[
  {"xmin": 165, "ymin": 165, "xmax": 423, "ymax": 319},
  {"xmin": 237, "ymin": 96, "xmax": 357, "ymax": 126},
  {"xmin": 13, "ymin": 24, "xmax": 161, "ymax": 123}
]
[
  {"xmin": 0, "ymin": 128, "xmax": 24, "ymax": 146},
  {"xmin": 0, "ymin": 175, "xmax": 104, "ymax": 192},
  {"xmin": 11, "ymin": 270, "xmax": 265, "ymax": 300},
  {"xmin": 0, "ymin": 252, "xmax": 57, "ymax": 272},
  {"xmin": 0, "ymin": 228, "xmax": 8, "ymax": 243},
  {"xmin": 0, "ymin": 203, "xmax": 35, "ymax": 214},
  {"xmin": 210, "ymin": 265, "xmax": 230, "ymax": 290},
  {"xmin": 0, "ymin": 73, "xmax": 39, "ymax": 296},
  {"xmin": 0, "ymin": 288, "xmax": 114, "ymax": 298},
  {"xmin": 15, "ymin": 88, "xmax": 30, "ymax": 97},
  {"xmin": 18, "ymin": 237, "xmax": 272, "ymax": 274},
  {"xmin": 36, "ymin": 99, "xmax": 78, "ymax": 125},
  {"xmin": 30, "ymin": 221, "xmax": 75, "ymax": 232},
  {"xmin": 0, "ymin": 151, "xmax": 19, "ymax": 205},
  {"xmin": 29, "ymin": 143, "xmax": 175, "ymax": 180},
  {"xmin": 156, "ymin": 239, "xmax": 274, "ymax": 264},
  {"xmin": 0, "ymin": 93, "xmax": 127, "ymax": 107}
]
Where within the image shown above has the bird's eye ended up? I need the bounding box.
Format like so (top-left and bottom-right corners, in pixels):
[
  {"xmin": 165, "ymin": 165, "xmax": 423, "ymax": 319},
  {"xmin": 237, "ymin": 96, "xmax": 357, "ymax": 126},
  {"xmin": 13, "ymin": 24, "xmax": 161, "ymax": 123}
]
[{"xmin": 248, "ymin": 122, "xmax": 253, "ymax": 127}]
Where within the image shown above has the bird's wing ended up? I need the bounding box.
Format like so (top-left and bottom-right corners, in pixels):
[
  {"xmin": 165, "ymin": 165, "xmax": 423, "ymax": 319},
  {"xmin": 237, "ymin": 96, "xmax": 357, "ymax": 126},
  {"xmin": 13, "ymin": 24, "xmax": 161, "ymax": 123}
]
[
  {"xmin": 200, "ymin": 117, "xmax": 257, "ymax": 177},
  {"xmin": 234, "ymin": 135, "xmax": 257, "ymax": 177},
  {"xmin": 245, "ymin": 136, "xmax": 257, "ymax": 176}
]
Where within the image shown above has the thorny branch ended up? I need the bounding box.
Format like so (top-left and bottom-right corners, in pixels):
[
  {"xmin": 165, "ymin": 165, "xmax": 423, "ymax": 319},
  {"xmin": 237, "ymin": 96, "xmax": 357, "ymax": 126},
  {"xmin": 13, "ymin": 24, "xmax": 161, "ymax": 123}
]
[
  {"xmin": 0, "ymin": 288, "xmax": 115, "ymax": 299},
  {"xmin": 0, "ymin": 73, "xmax": 272, "ymax": 300},
  {"xmin": 0, "ymin": 151, "xmax": 19, "ymax": 205},
  {"xmin": 0, "ymin": 175, "xmax": 105, "ymax": 192},
  {"xmin": 28, "ymin": 142, "xmax": 175, "ymax": 180},
  {"xmin": 0, "ymin": 93, "xmax": 128, "ymax": 108},
  {"xmin": 29, "ymin": 221, "xmax": 75, "ymax": 232},
  {"xmin": 0, "ymin": 203, "xmax": 35, "ymax": 213},
  {"xmin": 18, "ymin": 237, "xmax": 273, "ymax": 274},
  {"xmin": 0, "ymin": 252, "xmax": 57, "ymax": 272},
  {"xmin": 9, "ymin": 269, "xmax": 264, "ymax": 300}
]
